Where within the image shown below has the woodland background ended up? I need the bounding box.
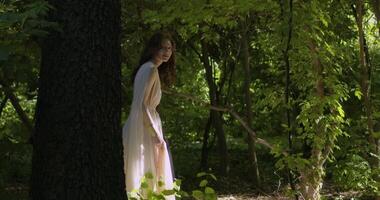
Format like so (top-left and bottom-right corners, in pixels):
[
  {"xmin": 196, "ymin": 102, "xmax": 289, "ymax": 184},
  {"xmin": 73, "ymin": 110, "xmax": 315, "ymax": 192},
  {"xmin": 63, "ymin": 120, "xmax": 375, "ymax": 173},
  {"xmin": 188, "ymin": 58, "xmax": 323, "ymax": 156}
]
[{"xmin": 1, "ymin": 0, "xmax": 380, "ymax": 199}]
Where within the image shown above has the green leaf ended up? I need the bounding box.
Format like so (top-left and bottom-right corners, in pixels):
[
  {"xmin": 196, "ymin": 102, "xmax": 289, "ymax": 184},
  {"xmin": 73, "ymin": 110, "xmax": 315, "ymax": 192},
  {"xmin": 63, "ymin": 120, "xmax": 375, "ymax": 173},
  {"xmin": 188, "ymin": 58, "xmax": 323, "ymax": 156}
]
[
  {"xmin": 158, "ymin": 180, "xmax": 165, "ymax": 187},
  {"xmin": 205, "ymin": 193, "xmax": 217, "ymax": 200},
  {"xmin": 199, "ymin": 179, "xmax": 208, "ymax": 187},
  {"xmin": 319, "ymin": 14, "xmax": 328, "ymax": 27},
  {"xmin": 209, "ymin": 174, "xmax": 217, "ymax": 181},
  {"xmin": 127, "ymin": 189, "xmax": 140, "ymax": 200},
  {"xmin": 178, "ymin": 191, "xmax": 189, "ymax": 197},
  {"xmin": 354, "ymin": 89, "xmax": 362, "ymax": 100},
  {"xmin": 196, "ymin": 172, "xmax": 207, "ymax": 177},
  {"xmin": 162, "ymin": 189, "xmax": 176, "ymax": 195},
  {"xmin": 337, "ymin": 105, "xmax": 345, "ymax": 118},
  {"xmin": 140, "ymin": 181, "xmax": 148, "ymax": 189},
  {"xmin": 145, "ymin": 172, "xmax": 154, "ymax": 179},
  {"xmin": 174, "ymin": 179, "xmax": 182, "ymax": 186},
  {"xmin": 205, "ymin": 187, "xmax": 215, "ymax": 194},
  {"xmin": 192, "ymin": 190, "xmax": 204, "ymax": 200}
]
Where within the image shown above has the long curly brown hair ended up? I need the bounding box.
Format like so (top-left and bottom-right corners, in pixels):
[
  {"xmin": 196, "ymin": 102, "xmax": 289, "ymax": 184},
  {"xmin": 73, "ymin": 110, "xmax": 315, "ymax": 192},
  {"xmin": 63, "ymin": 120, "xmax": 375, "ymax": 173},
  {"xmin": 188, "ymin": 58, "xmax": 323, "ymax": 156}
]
[{"xmin": 131, "ymin": 31, "xmax": 176, "ymax": 88}]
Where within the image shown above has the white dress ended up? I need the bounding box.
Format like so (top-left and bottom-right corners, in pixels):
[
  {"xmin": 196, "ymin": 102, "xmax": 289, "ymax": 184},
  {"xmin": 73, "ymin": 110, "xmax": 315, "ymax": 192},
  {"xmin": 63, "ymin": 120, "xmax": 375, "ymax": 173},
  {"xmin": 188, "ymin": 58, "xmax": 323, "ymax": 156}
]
[{"xmin": 123, "ymin": 61, "xmax": 174, "ymax": 199}]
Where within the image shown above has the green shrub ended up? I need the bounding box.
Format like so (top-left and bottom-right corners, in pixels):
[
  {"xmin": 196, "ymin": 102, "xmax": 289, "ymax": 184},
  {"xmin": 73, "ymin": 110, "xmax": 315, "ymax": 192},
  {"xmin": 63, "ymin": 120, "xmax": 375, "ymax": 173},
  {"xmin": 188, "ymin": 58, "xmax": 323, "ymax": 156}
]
[
  {"xmin": 332, "ymin": 154, "xmax": 379, "ymax": 193},
  {"xmin": 127, "ymin": 171, "xmax": 217, "ymax": 200}
]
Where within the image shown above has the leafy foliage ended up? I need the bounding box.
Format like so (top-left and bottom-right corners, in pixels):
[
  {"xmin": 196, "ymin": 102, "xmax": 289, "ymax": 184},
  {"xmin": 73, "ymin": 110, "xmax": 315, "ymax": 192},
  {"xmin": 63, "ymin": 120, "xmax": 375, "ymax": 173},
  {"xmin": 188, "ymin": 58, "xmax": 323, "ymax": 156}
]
[
  {"xmin": 127, "ymin": 172, "xmax": 217, "ymax": 200},
  {"xmin": 1, "ymin": 0, "xmax": 380, "ymax": 199},
  {"xmin": 332, "ymin": 154, "xmax": 379, "ymax": 193}
]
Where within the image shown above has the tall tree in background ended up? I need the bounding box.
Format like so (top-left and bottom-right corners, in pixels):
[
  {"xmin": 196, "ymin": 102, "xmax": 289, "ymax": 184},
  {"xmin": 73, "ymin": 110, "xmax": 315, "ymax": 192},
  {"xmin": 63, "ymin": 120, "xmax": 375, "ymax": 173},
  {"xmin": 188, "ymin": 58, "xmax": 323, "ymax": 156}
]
[
  {"xmin": 279, "ymin": 0, "xmax": 297, "ymax": 196},
  {"xmin": 30, "ymin": 0, "xmax": 126, "ymax": 199},
  {"xmin": 354, "ymin": 1, "xmax": 380, "ymax": 199},
  {"xmin": 241, "ymin": 16, "xmax": 260, "ymax": 186},
  {"xmin": 354, "ymin": 0, "xmax": 379, "ymax": 169},
  {"xmin": 370, "ymin": 0, "xmax": 380, "ymax": 35},
  {"xmin": 200, "ymin": 40, "xmax": 229, "ymax": 175},
  {"xmin": 285, "ymin": 1, "xmax": 348, "ymax": 199}
]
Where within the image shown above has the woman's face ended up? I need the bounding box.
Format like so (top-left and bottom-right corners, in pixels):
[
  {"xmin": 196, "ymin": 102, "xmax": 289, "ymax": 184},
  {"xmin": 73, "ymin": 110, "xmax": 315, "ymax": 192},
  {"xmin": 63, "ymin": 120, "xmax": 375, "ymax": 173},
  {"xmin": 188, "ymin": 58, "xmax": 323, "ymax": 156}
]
[{"xmin": 155, "ymin": 39, "xmax": 172, "ymax": 63}]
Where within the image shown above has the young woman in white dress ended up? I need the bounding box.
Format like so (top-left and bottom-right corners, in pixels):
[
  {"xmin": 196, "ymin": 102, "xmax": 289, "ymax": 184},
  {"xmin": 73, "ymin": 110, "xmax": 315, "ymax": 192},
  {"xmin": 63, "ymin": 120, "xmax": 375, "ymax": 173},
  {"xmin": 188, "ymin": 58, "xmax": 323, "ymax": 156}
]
[{"xmin": 123, "ymin": 32, "xmax": 176, "ymax": 199}]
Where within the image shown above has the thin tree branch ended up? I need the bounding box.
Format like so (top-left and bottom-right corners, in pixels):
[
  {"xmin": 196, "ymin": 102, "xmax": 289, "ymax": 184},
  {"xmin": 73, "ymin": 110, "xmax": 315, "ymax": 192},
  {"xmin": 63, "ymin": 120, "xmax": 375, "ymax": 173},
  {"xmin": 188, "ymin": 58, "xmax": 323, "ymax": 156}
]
[
  {"xmin": 162, "ymin": 89, "xmax": 288, "ymax": 156},
  {"xmin": 0, "ymin": 80, "xmax": 34, "ymax": 142},
  {"xmin": 0, "ymin": 95, "xmax": 8, "ymax": 118}
]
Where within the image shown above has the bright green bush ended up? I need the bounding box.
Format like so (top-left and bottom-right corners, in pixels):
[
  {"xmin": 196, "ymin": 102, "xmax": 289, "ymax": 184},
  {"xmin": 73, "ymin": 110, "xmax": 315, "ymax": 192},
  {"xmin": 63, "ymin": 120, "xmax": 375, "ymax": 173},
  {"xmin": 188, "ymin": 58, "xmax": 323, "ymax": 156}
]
[{"xmin": 127, "ymin": 172, "xmax": 217, "ymax": 200}]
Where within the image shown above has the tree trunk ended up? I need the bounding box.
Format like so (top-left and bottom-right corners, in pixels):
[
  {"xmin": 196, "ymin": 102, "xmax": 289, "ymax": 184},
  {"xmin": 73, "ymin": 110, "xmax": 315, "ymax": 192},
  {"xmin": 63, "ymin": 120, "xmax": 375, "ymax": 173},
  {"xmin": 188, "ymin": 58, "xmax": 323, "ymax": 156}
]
[
  {"xmin": 31, "ymin": 0, "xmax": 126, "ymax": 199},
  {"xmin": 370, "ymin": 0, "xmax": 380, "ymax": 168},
  {"xmin": 356, "ymin": 2, "xmax": 380, "ymax": 199},
  {"xmin": 299, "ymin": 169, "xmax": 323, "ymax": 200},
  {"xmin": 354, "ymin": 0, "xmax": 379, "ymax": 169},
  {"xmin": 370, "ymin": 0, "xmax": 380, "ymax": 35},
  {"xmin": 280, "ymin": 0, "xmax": 298, "ymax": 198},
  {"xmin": 200, "ymin": 40, "xmax": 229, "ymax": 175},
  {"xmin": 200, "ymin": 114, "xmax": 212, "ymax": 171},
  {"xmin": 298, "ymin": 37, "xmax": 326, "ymax": 200},
  {"xmin": 241, "ymin": 18, "xmax": 261, "ymax": 186}
]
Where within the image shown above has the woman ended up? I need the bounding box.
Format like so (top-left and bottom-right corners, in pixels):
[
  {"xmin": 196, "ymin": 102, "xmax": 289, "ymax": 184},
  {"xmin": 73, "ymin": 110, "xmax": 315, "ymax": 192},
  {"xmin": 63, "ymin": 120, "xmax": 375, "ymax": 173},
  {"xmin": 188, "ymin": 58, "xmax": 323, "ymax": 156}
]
[{"xmin": 122, "ymin": 31, "xmax": 176, "ymax": 199}]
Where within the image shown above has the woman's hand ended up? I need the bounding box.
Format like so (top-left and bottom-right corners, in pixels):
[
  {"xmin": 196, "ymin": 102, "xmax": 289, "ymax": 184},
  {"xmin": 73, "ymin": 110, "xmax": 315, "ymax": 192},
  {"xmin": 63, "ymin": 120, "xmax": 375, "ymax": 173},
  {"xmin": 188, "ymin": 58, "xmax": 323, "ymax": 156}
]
[
  {"xmin": 153, "ymin": 135, "xmax": 165, "ymax": 148},
  {"xmin": 153, "ymin": 136, "xmax": 165, "ymax": 175}
]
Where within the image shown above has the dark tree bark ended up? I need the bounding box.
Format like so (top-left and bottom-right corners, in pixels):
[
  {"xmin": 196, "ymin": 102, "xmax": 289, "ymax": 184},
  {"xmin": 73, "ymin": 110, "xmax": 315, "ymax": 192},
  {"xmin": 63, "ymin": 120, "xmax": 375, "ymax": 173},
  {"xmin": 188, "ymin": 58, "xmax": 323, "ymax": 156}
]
[
  {"xmin": 353, "ymin": 0, "xmax": 379, "ymax": 169},
  {"xmin": 354, "ymin": 2, "xmax": 380, "ymax": 199},
  {"xmin": 200, "ymin": 40, "xmax": 229, "ymax": 175},
  {"xmin": 280, "ymin": 0, "xmax": 298, "ymax": 198},
  {"xmin": 298, "ymin": 38, "xmax": 325, "ymax": 200},
  {"xmin": 200, "ymin": 114, "xmax": 212, "ymax": 171},
  {"xmin": 370, "ymin": 0, "xmax": 380, "ymax": 35},
  {"xmin": 241, "ymin": 17, "xmax": 260, "ymax": 186},
  {"xmin": 31, "ymin": 0, "xmax": 126, "ymax": 199}
]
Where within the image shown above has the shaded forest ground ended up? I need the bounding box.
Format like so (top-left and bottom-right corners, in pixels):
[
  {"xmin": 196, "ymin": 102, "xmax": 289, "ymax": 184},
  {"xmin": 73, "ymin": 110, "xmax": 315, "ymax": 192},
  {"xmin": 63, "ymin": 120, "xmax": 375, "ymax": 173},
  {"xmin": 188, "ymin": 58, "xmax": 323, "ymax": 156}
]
[
  {"xmin": 173, "ymin": 146, "xmax": 368, "ymax": 200},
  {"xmin": 0, "ymin": 144, "xmax": 370, "ymax": 199}
]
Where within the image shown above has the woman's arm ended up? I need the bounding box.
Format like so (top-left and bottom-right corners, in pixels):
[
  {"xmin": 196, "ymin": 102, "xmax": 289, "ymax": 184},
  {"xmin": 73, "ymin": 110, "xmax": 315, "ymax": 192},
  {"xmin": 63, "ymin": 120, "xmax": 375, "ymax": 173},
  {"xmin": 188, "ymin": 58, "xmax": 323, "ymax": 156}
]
[{"xmin": 142, "ymin": 67, "xmax": 164, "ymax": 144}]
